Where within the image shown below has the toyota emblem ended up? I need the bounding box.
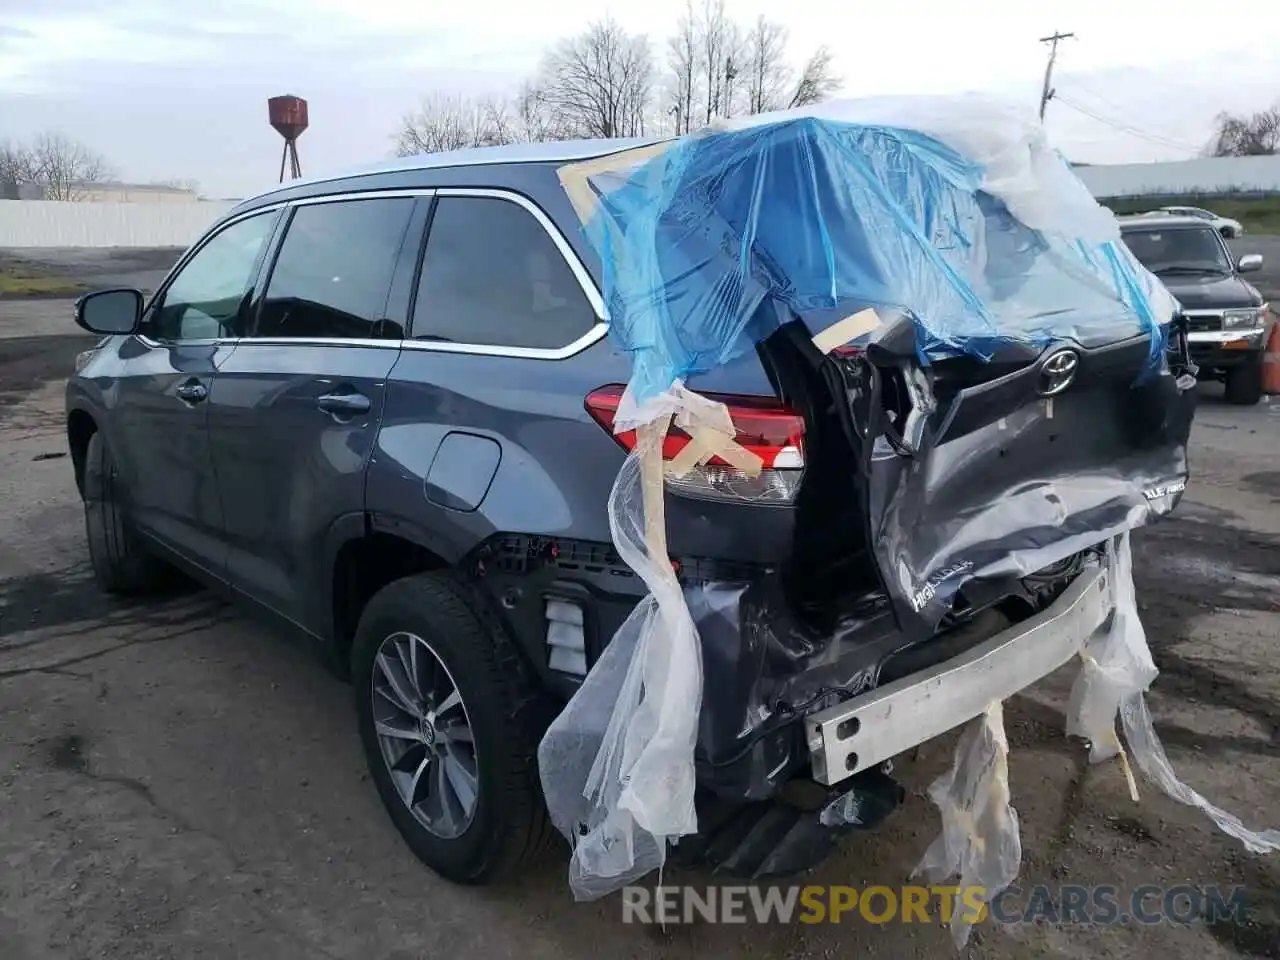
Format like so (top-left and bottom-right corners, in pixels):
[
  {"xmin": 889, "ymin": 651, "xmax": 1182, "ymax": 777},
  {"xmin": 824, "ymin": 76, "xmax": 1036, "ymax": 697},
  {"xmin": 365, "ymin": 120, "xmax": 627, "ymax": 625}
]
[{"xmin": 1036, "ymin": 348, "xmax": 1079, "ymax": 397}]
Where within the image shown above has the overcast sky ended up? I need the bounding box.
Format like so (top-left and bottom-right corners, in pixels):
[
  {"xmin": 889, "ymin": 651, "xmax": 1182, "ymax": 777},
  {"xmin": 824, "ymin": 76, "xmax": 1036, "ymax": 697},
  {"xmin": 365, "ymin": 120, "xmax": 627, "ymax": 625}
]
[{"xmin": 1, "ymin": 0, "xmax": 1276, "ymax": 199}]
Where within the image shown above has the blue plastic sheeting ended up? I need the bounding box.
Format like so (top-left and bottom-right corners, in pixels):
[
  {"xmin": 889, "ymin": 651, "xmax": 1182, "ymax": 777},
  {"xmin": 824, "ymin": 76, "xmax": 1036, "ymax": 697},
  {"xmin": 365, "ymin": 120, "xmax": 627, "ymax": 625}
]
[{"xmin": 566, "ymin": 116, "xmax": 1173, "ymax": 404}]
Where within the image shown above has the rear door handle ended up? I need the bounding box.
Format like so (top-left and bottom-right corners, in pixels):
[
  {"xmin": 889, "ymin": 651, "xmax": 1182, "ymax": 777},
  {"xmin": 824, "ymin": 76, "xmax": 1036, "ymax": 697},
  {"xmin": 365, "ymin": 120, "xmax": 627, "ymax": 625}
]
[
  {"xmin": 175, "ymin": 380, "xmax": 208, "ymax": 404},
  {"xmin": 316, "ymin": 391, "xmax": 372, "ymax": 415}
]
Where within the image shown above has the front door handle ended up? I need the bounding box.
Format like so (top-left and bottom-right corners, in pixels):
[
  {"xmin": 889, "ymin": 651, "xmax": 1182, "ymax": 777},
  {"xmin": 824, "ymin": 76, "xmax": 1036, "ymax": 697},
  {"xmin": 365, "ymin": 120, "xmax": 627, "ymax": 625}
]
[
  {"xmin": 175, "ymin": 380, "xmax": 208, "ymax": 404},
  {"xmin": 316, "ymin": 391, "xmax": 372, "ymax": 416}
]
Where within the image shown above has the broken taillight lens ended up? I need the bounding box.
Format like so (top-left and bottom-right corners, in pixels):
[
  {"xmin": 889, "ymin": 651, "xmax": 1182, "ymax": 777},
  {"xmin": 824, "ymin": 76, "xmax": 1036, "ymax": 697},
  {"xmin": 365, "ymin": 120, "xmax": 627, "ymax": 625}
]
[{"xmin": 584, "ymin": 384, "xmax": 805, "ymax": 503}]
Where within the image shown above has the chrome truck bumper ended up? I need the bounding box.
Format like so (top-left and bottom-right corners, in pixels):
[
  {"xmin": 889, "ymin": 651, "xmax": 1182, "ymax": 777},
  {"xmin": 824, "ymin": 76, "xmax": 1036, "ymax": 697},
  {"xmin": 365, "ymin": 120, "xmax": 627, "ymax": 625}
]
[{"xmin": 805, "ymin": 563, "xmax": 1115, "ymax": 785}]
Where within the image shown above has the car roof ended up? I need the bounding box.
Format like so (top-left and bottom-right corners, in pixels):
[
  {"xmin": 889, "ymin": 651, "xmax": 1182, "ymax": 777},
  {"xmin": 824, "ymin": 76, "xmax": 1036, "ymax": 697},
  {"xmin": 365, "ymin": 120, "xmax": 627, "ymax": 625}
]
[
  {"xmin": 246, "ymin": 136, "xmax": 667, "ymax": 204},
  {"xmin": 1117, "ymin": 212, "xmax": 1219, "ymax": 230}
]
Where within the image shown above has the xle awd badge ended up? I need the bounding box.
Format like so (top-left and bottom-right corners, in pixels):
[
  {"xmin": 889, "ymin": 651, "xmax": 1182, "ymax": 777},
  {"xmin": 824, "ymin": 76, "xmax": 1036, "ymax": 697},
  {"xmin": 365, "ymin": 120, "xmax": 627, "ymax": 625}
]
[{"xmin": 1037, "ymin": 347, "xmax": 1080, "ymax": 397}]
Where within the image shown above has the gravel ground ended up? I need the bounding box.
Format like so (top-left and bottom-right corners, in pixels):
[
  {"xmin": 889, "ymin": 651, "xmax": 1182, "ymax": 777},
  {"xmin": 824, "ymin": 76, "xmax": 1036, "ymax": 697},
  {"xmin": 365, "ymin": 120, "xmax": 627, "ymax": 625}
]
[{"xmin": 1, "ymin": 319, "xmax": 1278, "ymax": 959}]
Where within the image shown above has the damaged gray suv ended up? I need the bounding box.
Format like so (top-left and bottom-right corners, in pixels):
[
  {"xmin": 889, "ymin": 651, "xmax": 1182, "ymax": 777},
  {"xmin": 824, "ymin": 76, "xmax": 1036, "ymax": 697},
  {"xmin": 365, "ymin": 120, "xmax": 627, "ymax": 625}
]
[{"xmin": 65, "ymin": 140, "xmax": 1198, "ymax": 884}]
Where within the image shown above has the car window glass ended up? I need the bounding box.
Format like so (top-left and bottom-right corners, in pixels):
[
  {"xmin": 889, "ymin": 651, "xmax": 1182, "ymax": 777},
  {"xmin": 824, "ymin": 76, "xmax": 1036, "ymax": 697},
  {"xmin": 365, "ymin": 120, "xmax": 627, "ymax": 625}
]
[
  {"xmin": 411, "ymin": 196, "xmax": 596, "ymax": 349},
  {"xmin": 150, "ymin": 212, "xmax": 275, "ymax": 341},
  {"xmin": 255, "ymin": 197, "xmax": 414, "ymax": 339},
  {"xmin": 1121, "ymin": 227, "xmax": 1231, "ymax": 276}
]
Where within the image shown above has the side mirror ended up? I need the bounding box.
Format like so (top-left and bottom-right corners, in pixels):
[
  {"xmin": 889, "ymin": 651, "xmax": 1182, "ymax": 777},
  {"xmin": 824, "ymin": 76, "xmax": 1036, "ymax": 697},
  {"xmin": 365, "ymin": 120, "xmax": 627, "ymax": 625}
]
[
  {"xmin": 1237, "ymin": 253, "xmax": 1263, "ymax": 274},
  {"xmin": 75, "ymin": 288, "xmax": 143, "ymax": 335}
]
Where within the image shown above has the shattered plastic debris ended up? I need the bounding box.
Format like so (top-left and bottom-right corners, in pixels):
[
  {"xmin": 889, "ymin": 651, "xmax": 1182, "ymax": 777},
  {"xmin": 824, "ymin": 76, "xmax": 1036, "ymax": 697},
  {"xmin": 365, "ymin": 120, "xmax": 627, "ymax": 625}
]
[
  {"xmin": 819, "ymin": 790, "xmax": 864, "ymax": 828},
  {"xmin": 912, "ymin": 701, "xmax": 1022, "ymax": 950},
  {"xmin": 1067, "ymin": 533, "xmax": 1280, "ymax": 854}
]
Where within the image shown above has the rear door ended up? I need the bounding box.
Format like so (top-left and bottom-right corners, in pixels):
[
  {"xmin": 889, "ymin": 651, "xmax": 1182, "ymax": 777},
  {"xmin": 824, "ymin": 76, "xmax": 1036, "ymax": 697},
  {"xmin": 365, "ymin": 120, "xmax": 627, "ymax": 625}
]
[
  {"xmin": 110, "ymin": 208, "xmax": 279, "ymax": 569},
  {"xmin": 205, "ymin": 194, "xmax": 419, "ymax": 630}
]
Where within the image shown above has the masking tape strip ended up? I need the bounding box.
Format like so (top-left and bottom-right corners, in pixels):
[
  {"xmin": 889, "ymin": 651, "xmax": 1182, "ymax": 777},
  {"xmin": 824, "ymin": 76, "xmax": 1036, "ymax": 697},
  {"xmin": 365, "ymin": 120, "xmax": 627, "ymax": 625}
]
[
  {"xmin": 637, "ymin": 417, "xmax": 672, "ymax": 560},
  {"xmin": 665, "ymin": 425, "xmax": 764, "ymax": 479},
  {"xmin": 1077, "ymin": 650, "xmax": 1141, "ymax": 803},
  {"xmin": 558, "ymin": 140, "xmax": 678, "ymax": 226},
  {"xmin": 811, "ymin": 307, "xmax": 881, "ymax": 355}
]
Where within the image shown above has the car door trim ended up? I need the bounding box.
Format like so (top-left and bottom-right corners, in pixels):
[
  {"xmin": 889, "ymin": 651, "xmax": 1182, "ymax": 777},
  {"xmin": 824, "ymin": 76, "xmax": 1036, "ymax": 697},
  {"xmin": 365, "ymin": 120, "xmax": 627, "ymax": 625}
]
[{"xmin": 144, "ymin": 186, "xmax": 610, "ymax": 362}]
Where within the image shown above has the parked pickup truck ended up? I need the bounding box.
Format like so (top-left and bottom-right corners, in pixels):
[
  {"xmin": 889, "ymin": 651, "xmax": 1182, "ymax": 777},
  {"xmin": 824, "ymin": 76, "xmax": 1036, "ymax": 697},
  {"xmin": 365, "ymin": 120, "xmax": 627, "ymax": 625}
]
[{"xmin": 1120, "ymin": 213, "xmax": 1271, "ymax": 405}]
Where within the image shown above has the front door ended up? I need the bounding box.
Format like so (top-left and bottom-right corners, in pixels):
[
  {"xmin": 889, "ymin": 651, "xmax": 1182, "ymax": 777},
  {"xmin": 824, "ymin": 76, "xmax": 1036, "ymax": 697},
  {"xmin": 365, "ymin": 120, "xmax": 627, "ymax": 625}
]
[
  {"xmin": 206, "ymin": 195, "xmax": 417, "ymax": 629},
  {"xmin": 110, "ymin": 209, "xmax": 279, "ymax": 570}
]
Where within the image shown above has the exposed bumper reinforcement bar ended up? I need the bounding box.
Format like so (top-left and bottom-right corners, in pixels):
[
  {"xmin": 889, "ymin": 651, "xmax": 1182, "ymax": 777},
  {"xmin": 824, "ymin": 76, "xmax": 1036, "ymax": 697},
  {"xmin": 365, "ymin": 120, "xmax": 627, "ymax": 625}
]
[{"xmin": 805, "ymin": 563, "xmax": 1115, "ymax": 785}]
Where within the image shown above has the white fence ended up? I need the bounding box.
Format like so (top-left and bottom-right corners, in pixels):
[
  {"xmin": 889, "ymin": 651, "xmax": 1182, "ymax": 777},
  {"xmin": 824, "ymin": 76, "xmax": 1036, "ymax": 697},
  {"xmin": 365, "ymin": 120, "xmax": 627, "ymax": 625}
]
[
  {"xmin": 0, "ymin": 199, "xmax": 235, "ymax": 248},
  {"xmin": 1076, "ymin": 156, "xmax": 1280, "ymax": 200}
]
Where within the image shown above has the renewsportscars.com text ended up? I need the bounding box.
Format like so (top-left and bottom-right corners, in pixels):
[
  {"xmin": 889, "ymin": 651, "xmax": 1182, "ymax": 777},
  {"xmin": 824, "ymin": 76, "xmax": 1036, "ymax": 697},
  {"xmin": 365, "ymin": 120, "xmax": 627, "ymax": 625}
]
[{"xmin": 621, "ymin": 884, "xmax": 1249, "ymax": 927}]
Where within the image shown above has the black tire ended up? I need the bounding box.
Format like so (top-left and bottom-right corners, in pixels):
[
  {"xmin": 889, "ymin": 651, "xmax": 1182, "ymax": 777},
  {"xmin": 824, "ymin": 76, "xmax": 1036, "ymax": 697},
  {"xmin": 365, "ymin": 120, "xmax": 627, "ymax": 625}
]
[
  {"xmin": 352, "ymin": 571, "xmax": 555, "ymax": 884},
  {"xmin": 83, "ymin": 432, "xmax": 168, "ymax": 594},
  {"xmin": 1224, "ymin": 353, "xmax": 1264, "ymax": 406}
]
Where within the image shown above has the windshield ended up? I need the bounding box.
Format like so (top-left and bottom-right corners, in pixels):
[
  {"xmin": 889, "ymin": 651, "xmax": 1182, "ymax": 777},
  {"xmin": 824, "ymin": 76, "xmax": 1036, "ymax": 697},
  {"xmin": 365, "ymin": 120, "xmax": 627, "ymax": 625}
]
[{"xmin": 1120, "ymin": 226, "xmax": 1232, "ymax": 276}]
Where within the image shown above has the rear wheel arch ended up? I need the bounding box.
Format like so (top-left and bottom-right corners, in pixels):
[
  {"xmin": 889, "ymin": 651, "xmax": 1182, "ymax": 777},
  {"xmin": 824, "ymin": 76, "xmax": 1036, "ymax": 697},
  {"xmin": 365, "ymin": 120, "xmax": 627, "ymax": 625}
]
[
  {"xmin": 67, "ymin": 408, "xmax": 98, "ymax": 499},
  {"xmin": 331, "ymin": 530, "xmax": 454, "ymax": 676}
]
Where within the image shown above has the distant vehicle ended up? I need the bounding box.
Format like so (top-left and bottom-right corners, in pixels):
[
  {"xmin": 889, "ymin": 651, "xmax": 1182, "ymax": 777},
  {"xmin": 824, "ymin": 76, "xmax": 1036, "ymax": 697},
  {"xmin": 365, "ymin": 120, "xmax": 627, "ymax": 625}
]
[
  {"xmin": 1120, "ymin": 213, "xmax": 1271, "ymax": 404},
  {"xmin": 1158, "ymin": 206, "xmax": 1244, "ymax": 239}
]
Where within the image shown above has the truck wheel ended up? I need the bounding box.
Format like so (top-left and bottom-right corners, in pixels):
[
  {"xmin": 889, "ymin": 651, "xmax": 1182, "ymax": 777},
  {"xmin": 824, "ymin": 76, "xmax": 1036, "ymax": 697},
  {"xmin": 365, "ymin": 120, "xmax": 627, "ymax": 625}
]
[
  {"xmin": 83, "ymin": 432, "xmax": 168, "ymax": 593},
  {"xmin": 351, "ymin": 571, "xmax": 556, "ymax": 884},
  {"xmin": 1224, "ymin": 353, "xmax": 1264, "ymax": 406}
]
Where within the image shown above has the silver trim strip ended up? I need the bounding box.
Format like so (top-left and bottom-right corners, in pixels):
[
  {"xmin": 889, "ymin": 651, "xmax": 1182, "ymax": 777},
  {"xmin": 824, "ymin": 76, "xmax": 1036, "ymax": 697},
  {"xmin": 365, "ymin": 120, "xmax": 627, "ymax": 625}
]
[
  {"xmin": 216, "ymin": 325, "xmax": 611, "ymax": 360},
  {"xmin": 805, "ymin": 565, "xmax": 1114, "ymax": 786},
  {"xmin": 289, "ymin": 189, "xmax": 435, "ymax": 205},
  {"xmin": 398, "ymin": 323, "xmax": 609, "ymax": 360},
  {"xmin": 1188, "ymin": 329, "xmax": 1265, "ymax": 343}
]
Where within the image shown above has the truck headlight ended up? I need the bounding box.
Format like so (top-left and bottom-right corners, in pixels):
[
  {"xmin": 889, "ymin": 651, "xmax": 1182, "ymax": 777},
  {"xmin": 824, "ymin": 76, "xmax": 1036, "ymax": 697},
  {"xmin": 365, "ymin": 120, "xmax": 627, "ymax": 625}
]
[{"xmin": 1222, "ymin": 308, "xmax": 1263, "ymax": 330}]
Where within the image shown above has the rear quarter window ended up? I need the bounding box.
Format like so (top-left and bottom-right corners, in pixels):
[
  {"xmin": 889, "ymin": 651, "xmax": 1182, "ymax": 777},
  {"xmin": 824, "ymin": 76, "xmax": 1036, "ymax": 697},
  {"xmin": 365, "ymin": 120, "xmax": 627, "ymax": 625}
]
[{"xmin": 410, "ymin": 195, "xmax": 597, "ymax": 350}]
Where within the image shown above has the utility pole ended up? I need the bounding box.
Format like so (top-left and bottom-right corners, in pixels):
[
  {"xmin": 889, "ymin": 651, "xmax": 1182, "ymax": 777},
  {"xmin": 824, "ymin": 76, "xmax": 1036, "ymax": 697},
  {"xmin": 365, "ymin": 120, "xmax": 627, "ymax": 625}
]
[{"xmin": 1038, "ymin": 31, "xmax": 1074, "ymax": 120}]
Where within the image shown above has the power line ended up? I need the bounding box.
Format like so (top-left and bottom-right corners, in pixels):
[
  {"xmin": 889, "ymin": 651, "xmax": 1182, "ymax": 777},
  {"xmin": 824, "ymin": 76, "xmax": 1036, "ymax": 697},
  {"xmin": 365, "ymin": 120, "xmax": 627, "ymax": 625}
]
[
  {"xmin": 1054, "ymin": 93, "xmax": 1199, "ymax": 150},
  {"xmin": 1053, "ymin": 93, "xmax": 1201, "ymax": 153},
  {"xmin": 1039, "ymin": 31, "xmax": 1075, "ymax": 120},
  {"xmin": 1062, "ymin": 75, "xmax": 1203, "ymax": 145}
]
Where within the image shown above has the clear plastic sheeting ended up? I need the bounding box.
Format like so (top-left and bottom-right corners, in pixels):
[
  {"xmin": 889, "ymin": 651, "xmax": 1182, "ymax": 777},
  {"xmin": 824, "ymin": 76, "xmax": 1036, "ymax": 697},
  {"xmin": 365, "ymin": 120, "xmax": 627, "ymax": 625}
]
[
  {"xmin": 538, "ymin": 387, "xmax": 730, "ymax": 900},
  {"xmin": 1067, "ymin": 533, "xmax": 1280, "ymax": 854},
  {"xmin": 912, "ymin": 701, "xmax": 1022, "ymax": 950},
  {"xmin": 558, "ymin": 94, "xmax": 1177, "ymax": 405}
]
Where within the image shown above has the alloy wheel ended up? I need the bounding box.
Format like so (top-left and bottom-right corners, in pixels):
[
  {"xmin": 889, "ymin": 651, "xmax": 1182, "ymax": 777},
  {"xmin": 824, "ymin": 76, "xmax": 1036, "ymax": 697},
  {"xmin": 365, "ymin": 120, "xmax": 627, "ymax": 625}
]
[{"xmin": 370, "ymin": 631, "xmax": 479, "ymax": 839}]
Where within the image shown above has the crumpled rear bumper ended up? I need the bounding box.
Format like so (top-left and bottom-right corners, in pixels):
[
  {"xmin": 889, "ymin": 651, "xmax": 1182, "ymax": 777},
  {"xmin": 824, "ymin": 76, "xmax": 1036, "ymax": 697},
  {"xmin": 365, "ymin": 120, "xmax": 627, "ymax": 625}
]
[{"xmin": 805, "ymin": 560, "xmax": 1115, "ymax": 785}]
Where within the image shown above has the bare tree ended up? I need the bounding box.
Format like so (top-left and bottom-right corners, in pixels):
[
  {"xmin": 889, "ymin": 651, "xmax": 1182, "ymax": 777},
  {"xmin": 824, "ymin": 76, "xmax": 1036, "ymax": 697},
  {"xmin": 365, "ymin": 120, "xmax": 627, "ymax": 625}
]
[
  {"xmin": 742, "ymin": 16, "xmax": 790, "ymax": 115},
  {"xmin": 1208, "ymin": 105, "xmax": 1280, "ymax": 156},
  {"xmin": 788, "ymin": 46, "xmax": 842, "ymax": 108},
  {"xmin": 23, "ymin": 133, "xmax": 115, "ymax": 200},
  {"xmin": 513, "ymin": 81, "xmax": 580, "ymax": 143},
  {"xmin": 667, "ymin": 1, "xmax": 700, "ymax": 134},
  {"xmin": 534, "ymin": 19, "xmax": 656, "ymax": 139},
  {"xmin": 0, "ymin": 140, "xmax": 38, "ymax": 191},
  {"xmin": 395, "ymin": 94, "xmax": 517, "ymax": 156},
  {"xmin": 697, "ymin": 0, "xmax": 738, "ymax": 123}
]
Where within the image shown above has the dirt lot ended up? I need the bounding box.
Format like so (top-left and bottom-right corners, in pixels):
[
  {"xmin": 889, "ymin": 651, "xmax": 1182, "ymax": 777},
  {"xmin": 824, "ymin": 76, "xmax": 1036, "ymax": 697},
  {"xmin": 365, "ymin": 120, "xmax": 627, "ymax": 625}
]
[
  {"xmin": 0, "ymin": 247, "xmax": 180, "ymax": 299},
  {"xmin": 1, "ymin": 327, "xmax": 1278, "ymax": 959}
]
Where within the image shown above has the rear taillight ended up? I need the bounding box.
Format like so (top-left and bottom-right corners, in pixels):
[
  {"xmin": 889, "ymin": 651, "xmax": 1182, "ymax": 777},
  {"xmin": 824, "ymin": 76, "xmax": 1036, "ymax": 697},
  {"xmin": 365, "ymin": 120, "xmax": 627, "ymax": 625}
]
[{"xmin": 585, "ymin": 385, "xmax": 805, "ymax": 503}]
